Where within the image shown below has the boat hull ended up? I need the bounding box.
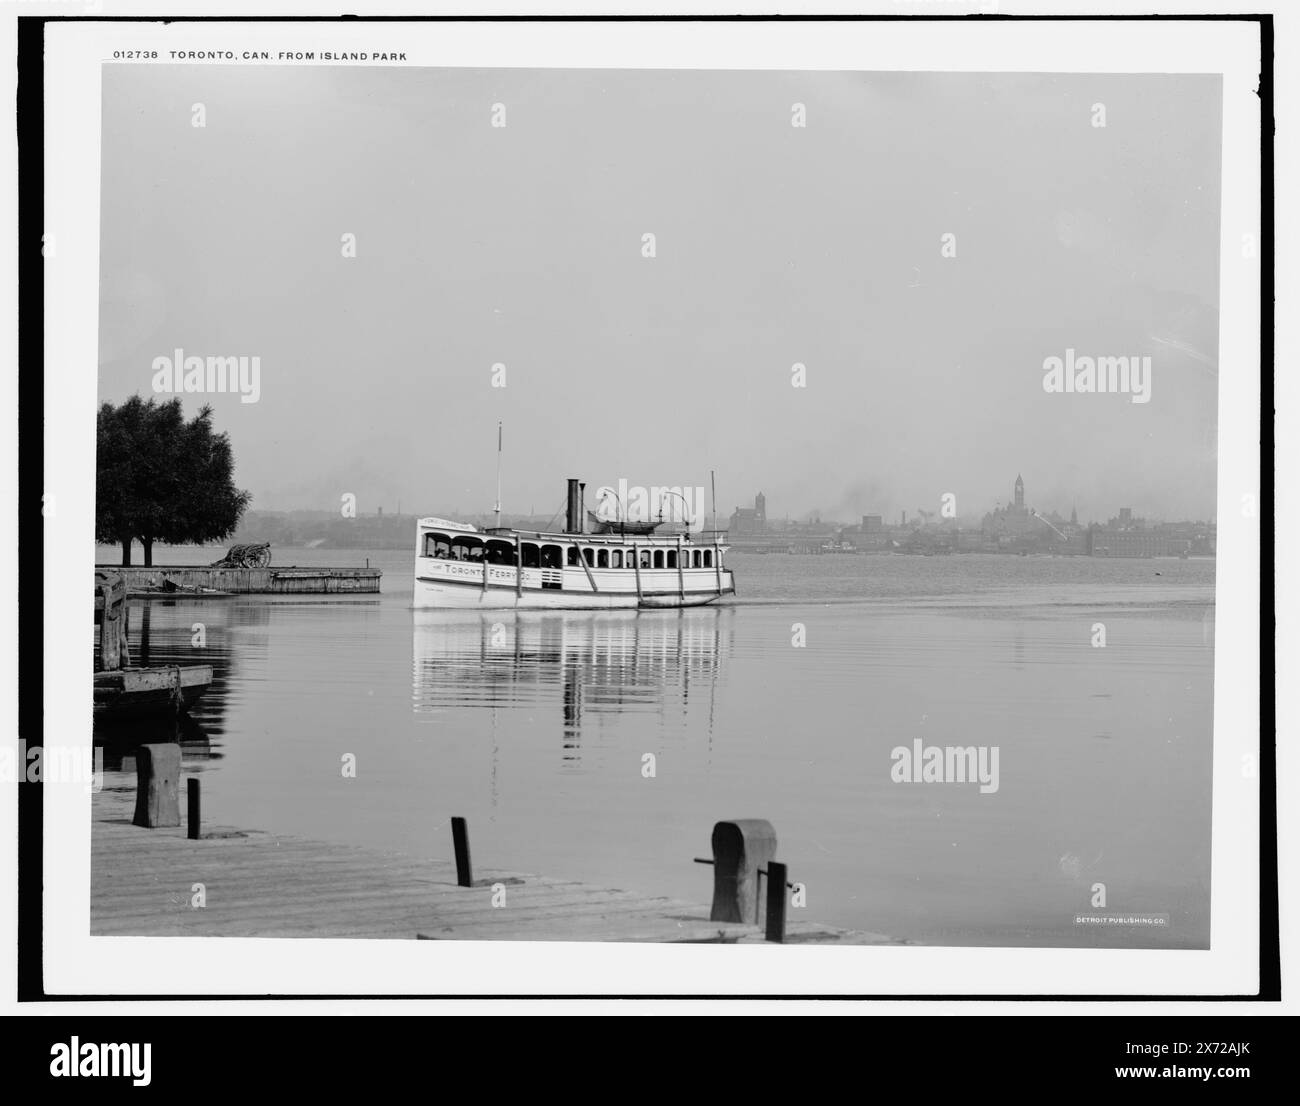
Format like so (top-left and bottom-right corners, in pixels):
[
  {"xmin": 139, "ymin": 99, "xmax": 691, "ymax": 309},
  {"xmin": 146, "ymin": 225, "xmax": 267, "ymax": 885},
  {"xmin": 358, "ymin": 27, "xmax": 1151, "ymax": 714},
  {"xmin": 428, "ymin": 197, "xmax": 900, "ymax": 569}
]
[{"xmin": 413, "ymin": 561, "xmax": 734, "ymax": 610}]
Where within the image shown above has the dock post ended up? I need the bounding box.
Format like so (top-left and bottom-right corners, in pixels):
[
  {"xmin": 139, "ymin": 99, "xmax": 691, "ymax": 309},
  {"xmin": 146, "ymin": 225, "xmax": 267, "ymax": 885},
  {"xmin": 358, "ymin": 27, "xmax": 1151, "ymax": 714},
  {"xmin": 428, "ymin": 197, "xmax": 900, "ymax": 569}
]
[
  {"xmin": 451, "ymin": 816, "xmax": 473, "ymax": 887},
  {"xmin": 132, "ymin": 744, "xmax": 181, "ymax": 828},
  {"xmin": 765, "ymin": 861, "xmax": 788, "ymax": 943},
  {"xmin": 709, "ymin": 819, "xmax": 777, "ymax": 923},
  {"xmin": 187, "ymin": 778, "xmax": 201, "ymax": 840},
  {"xmin": 96, "ymin": 571, "xmax": 129, "ymax": 671},
  {"xmin": 515, "ymin": 539, "xmax": 523, "ymax": 598},
  {"xmin": 632, "ymin": 544, "xmax": 643, "ymax": 601}
]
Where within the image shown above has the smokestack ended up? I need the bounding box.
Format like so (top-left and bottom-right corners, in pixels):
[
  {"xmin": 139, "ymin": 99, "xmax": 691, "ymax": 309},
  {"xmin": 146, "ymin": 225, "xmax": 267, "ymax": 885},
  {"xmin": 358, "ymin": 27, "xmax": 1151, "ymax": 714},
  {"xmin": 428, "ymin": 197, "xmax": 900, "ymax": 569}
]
[{"xmin": 565, "ymin": 478, "xmax": 583, "ymax": 534}]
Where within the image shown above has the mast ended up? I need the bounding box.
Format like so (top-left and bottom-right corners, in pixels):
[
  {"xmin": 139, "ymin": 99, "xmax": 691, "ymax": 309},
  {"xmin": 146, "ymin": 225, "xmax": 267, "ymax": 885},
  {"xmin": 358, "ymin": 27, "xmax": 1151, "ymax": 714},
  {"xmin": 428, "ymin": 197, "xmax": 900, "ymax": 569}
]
[
  {"xmin": 493, "ymin": 421, "xmax": 502, "ymax": 528},
  {"xmin": 711, "ymin": 470, "xmax": 717, "ymax": 533}
]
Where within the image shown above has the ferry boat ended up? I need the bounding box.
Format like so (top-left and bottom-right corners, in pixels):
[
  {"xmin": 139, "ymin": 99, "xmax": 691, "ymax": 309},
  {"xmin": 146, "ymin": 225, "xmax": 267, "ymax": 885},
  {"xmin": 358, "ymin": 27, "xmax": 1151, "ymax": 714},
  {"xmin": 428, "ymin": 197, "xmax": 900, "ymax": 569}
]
[{"xmin": 413, "ymin": 479, "xmax": 735, "ymax": 610}]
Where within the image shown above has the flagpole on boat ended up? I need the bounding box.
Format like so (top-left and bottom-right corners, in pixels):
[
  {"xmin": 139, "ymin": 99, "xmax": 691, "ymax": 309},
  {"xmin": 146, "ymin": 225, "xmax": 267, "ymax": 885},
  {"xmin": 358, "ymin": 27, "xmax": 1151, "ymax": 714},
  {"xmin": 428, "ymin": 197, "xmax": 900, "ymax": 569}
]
[
  {"xmin": 711, "ymin": 470, "xmax": 717, "ymax": 534},
  {"xmin": 493, "ymin": 421, "xmax": 502, "ymax": 529}
]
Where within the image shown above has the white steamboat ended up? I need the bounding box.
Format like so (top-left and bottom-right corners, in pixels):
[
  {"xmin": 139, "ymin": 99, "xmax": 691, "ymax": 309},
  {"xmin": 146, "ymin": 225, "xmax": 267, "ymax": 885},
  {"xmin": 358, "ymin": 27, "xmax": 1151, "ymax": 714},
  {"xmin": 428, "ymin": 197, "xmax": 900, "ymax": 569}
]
[{"xmin": 413, "ymin": 479, "xmax": 735, "ymax": 610}]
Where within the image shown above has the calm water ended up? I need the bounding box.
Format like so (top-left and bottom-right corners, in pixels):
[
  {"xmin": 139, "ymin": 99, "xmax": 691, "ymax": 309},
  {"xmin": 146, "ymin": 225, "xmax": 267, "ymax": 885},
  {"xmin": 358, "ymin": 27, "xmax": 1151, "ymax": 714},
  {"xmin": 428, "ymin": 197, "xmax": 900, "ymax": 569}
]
[{"xmin": 95, "ymin": 545, "xmax": 1215, "ymax": 948}]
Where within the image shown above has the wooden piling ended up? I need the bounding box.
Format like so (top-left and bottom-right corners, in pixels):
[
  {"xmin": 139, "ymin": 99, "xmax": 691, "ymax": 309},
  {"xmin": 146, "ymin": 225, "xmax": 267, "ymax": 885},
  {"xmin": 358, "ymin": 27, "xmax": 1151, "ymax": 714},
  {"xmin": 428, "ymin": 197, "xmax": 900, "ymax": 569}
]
[
  {"xmin": 95, "ymin": 571, "xmax": 130, "ymax": 671},
  {"xmin": 187, "ymin": 778, "xmax": 200, "ymax": 840},
  {"xmin": 451, "ymin": 816, "xmax": 473, "ymax": 887},
  {"xmin": 765, "ymin": 861, "xmax": 788, "ymax": 943},
  {"xmin": 132, "ymin": 743, "xmax": 181, "ymax": 828},
  {"xmin": 709, "ymin": 819, "xmax": 777, "ymax": 923}
]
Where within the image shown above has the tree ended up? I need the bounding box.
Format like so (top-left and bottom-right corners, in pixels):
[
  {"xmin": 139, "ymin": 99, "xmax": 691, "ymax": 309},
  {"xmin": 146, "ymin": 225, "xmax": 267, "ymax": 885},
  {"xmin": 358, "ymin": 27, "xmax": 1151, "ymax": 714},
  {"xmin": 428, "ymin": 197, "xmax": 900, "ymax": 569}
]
[{"xmin": 96, "ymin": 396, "xmax": 251, "ymax": 566}]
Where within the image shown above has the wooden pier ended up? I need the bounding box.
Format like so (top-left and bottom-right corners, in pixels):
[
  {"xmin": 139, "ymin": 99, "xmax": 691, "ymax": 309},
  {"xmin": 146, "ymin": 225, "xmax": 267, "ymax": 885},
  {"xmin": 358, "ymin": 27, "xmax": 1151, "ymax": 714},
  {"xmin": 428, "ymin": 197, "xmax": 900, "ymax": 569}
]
[
  {"xmin": 91, "ymin": 785, "xmax": 900, "ymax": 945},
  {"xmin": 98, "ymin": 564, "xmax": 382, "ymax": 596},
  {"xmin": 94, "ymin": 570, "xmax": 214, "ymax": 716}
]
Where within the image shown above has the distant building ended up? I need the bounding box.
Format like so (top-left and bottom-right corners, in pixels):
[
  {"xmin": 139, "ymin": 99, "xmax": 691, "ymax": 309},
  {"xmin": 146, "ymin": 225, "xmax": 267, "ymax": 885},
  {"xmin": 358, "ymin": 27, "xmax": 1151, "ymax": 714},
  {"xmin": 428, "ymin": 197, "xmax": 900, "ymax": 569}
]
[
  {"xmin": 981, "ymin": 473, "xmax": 1035, "ymax": 542},
  {"xmin": 1091, "ymin": 529, "xmax": 1178, "ymax": 557},
  {"xmin": 840, "ymin": 513, "xmax": 890, "ymax": 552},
  {"xmin": 1090, "ymin": 509, "xmax": 1215, "ymax": 557},
  {"xmin": 729, "ymin": 492, "xmax": 767, "ymax": 535}
]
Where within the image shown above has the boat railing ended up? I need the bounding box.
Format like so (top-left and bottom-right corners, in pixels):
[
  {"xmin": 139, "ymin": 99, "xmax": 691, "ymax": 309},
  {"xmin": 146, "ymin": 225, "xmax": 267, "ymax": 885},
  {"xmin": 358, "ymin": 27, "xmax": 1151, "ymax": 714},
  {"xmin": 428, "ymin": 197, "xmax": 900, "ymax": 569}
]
[{"xmin": 481, "ymin": 527, "xmax": 731, "ymax": 544}]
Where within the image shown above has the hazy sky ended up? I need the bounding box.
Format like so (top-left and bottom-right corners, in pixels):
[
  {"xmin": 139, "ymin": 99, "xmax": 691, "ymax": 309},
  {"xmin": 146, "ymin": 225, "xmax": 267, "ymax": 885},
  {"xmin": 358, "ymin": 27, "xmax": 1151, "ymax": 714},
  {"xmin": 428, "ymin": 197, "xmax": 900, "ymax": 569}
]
[{"xmin": 98, "ymin": 65, "xmax": 1221, "ymax": 524}]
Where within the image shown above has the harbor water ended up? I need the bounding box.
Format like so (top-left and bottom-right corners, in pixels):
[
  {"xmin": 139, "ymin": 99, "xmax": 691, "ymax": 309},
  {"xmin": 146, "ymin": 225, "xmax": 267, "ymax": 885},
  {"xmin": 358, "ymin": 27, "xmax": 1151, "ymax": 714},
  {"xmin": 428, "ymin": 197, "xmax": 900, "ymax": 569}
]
[{"xmin": 94, "ymin": 546, "xmax": 1215, "ymax": 947}]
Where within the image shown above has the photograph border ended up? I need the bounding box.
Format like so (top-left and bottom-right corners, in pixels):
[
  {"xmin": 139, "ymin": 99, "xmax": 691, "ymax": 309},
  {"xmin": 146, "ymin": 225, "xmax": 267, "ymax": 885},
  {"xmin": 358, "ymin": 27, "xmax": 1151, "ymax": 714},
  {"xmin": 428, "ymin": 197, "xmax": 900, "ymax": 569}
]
[{"xmin": 17, "ymin": 9, "xmax": 1278, "ymax": 1003}]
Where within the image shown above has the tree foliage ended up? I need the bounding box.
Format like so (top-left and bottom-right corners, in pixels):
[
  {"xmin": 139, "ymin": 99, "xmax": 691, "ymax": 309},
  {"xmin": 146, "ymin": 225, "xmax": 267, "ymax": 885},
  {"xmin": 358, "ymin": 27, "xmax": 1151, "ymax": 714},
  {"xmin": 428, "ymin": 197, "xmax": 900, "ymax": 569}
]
[{"xmin": 96, "ymin": 396, "xmax": 251, "ymax": 565}]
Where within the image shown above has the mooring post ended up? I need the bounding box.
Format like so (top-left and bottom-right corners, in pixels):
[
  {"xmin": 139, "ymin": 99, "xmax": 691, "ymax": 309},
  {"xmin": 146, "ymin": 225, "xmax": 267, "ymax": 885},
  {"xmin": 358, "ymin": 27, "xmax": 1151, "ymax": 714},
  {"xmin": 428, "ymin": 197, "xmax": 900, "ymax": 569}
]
[
  {"xmin": 765, "ymin": 861, "xmax": 788, "ymax": 943},
  {"xmin": 709, "ymin": 819, "xmax": 777, "ymax": 923},
  {"xmin": 96, "ymin": 572, "xmax": 126, "ymax": 671},
  {"xmin": 132, "ymin": 743, "xmax": 181, "ymax": 828},
  {"xmin": 187, "ymin": 778, "xmax": 201, "ymax": 840},
  {"xmin": 451, "ymin": 816, "xmax": 472, "ymax": 887}
]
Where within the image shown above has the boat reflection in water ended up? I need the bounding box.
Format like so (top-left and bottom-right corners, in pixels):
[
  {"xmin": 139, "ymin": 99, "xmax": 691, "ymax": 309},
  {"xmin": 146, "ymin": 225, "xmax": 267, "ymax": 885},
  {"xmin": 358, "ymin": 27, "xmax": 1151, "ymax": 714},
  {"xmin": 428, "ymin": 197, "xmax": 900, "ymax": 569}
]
[{"xmin": 412, "ymin": 608, "xmax": 732, "ymax": 763}]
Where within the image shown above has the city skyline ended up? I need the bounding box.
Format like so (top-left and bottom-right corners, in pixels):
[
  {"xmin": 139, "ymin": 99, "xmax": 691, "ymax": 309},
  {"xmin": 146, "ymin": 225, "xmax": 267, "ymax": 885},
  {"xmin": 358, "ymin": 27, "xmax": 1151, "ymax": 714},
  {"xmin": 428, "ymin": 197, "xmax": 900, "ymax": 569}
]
[{"xmin": 221, "ymin": 468, "xmax": 1217, "ymax": 530}]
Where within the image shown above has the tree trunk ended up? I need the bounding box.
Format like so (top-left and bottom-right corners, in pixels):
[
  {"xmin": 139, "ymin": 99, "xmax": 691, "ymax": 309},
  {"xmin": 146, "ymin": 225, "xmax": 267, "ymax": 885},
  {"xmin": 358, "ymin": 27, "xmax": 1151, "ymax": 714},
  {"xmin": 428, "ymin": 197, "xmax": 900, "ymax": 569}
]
[
  {"xmin": 142, "ymin": 537, "xmax": 154, "ymax": 567},
  {"xmin": 121, "ymin": 539, "xmax": 132, "ymax": 566}
]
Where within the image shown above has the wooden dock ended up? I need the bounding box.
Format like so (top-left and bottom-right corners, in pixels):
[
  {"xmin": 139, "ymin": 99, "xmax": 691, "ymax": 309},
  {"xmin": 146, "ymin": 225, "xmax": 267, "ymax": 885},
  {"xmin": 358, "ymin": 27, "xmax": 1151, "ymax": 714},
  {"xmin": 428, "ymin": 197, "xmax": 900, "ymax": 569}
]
[
  {"xmin": 91, "ymin": 786, "xmax": 900, "ymax": 945},
  {"xmin": 97, "ymin": 565, "xmax": 382, "ymax": 596}
]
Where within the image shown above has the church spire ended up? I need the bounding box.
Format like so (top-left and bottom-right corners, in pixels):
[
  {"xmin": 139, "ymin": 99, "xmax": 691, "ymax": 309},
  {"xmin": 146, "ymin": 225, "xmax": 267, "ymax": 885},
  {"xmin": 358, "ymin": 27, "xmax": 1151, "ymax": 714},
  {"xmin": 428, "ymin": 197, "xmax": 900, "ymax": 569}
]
[{"xmin": 1014, "ymin": 474, "xmax": 1024, "ymax": 510}]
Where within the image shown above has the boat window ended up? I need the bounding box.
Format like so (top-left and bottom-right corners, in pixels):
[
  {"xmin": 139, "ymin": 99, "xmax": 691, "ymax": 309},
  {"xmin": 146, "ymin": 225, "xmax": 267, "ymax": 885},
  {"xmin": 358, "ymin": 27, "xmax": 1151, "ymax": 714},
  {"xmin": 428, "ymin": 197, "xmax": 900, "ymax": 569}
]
[
  {"xmin": 583, "ymin": 548, "xmax": 595, "ymax": 567},
  {"xmin": 423, "ymin": 532, "xmax": 452, "ymax": 558},
  {"xmin": 597, "ymin": 549, "xmax": 609, "ymax": 568},
  {"xmin": 653, "ymin": 550, "xmax": 664, "ymax": 569},
  {"xmin": 541, "ymin": 544, "xmax": 563, "ymax": 569},
  {"xmin": 485, "ymin": 539, "xmax": 514, "ymax": 565},
  {"xmin": 567, "ymin": 546, "xmax": 580, "ymax": 567},
  {"xmin": 693, "ymin": 550, "xmax": 702, "ymax": 568},
  {"xmin": 610, "ymin": 549, "xmax": 623, "ymax": 569},
  {"xmin": 640, "ymin": 549, "xmax": 652, "ymax": 569},
  {"xmin": 521, "ymin": 542, "xmax": 540, "ymax": 568},
  {"xmin": 666, "ymin": 550, "xmax": 677, "ymax": 568},
  {"xmin": 703, "ymin": 549, "xmax": 712, "ymax": 568},
  {"xmin": 451, "ymin": 536, "xmax": 484, "ymax": 561}
]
